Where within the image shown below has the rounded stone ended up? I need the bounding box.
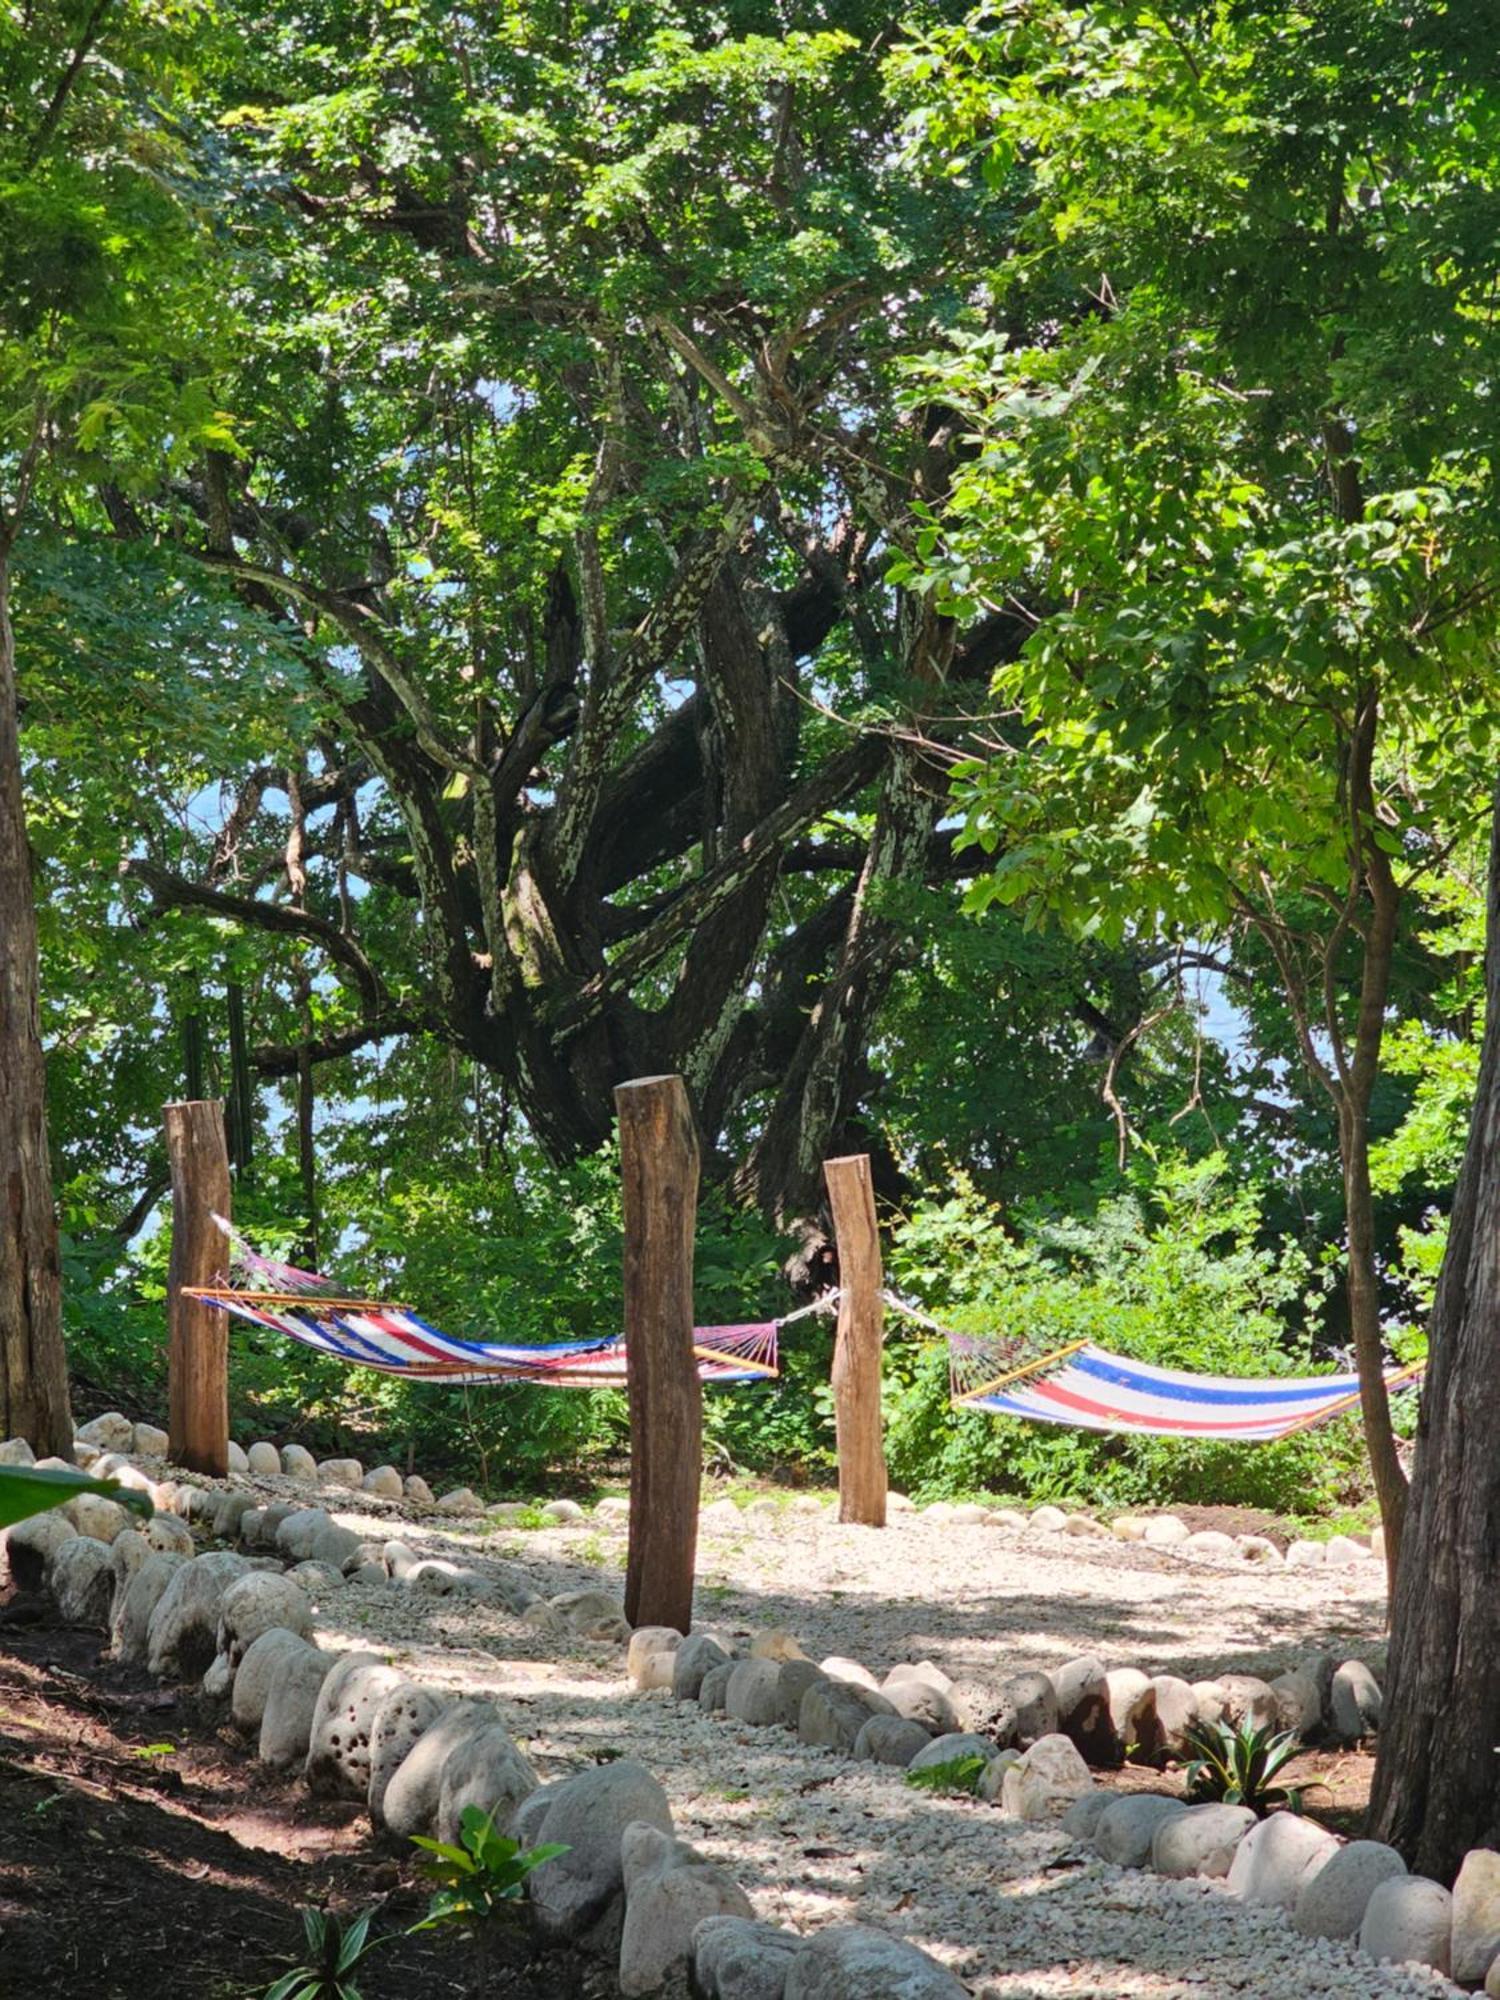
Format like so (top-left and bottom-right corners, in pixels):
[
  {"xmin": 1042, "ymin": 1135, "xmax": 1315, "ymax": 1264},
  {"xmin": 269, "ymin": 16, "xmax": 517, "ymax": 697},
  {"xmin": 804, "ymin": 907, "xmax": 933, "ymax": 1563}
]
[
  {"xmin": 280, "ymin": 1443, "xmax": 317, "ymax": 1480},
  {"xmin": 853, "ymin": 1715, "xmax": 932, "ymax": 1766},
  {"xmin": 1359, "ymin": 1874, "xmax": 1453, "ymax": 1975},
  {"xmin": 725, "ymin": 1659, "xmax": 784, "ymax": 1726},
  {"xmin": 1152, "ymin": 1803, "xmax": 1256, "ymax": 1879},
  {"xmin": 368, "ymin": 1681, "xmax": 449, "ymax": 1823},
  {"xmin": 1294, "ymin": 1838, "xmax": 1407, "ymax": 1940},
  {"xmin": 247, "ymin": 1442, "xmax": 281, "ymax": 1477},
  {"xmin": 360, "ymin": 1464, "xmax": 404, "ymax": 1499},
  {"xmin": 1226, "ymin": 1810, "xmax": 1339, "ymax": 1909},
  {"xmin": 1093, "ymin": 1794, "xmax": 1188, "ymax": 1867}
]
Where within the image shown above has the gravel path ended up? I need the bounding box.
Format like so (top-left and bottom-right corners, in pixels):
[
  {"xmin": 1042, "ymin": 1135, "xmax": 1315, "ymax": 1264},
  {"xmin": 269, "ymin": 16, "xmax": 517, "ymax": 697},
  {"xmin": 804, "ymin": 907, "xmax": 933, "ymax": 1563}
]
[{"xmin": 290, "ymin": 1494, "xmax": 1453, "ymax": 2000}]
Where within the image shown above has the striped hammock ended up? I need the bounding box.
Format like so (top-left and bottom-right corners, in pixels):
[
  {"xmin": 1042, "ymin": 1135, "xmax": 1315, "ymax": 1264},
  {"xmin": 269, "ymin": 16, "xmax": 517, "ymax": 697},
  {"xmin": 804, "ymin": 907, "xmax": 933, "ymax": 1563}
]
[
  {"xmin": 186, "ymin": 1224, "xmax": 777, "ymax": 1387},
  {"xmin": 948, "ymin": 1334, "xmax": 1424, "ymax": 1441}
]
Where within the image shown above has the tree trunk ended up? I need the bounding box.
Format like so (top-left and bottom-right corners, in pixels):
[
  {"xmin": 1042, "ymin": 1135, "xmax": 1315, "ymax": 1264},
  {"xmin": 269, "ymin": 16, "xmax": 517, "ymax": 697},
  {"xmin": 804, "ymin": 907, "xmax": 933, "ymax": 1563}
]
[
  {"xmin": 824, "ymin": 1152, "xmax": 887, "ymax": 1526},
  {"xmin": 617, "ymin": 1074, "xmax": 702, "ymax": 1634},
  {"xmin": 0, "ymin": 548, "xmax": 72, "ymax": 1457},
  {"xmin": 1341, "ymin": 1102, "xmax": 1407, "ymax": 1588},
  {"xmin": 1366, "ymin": 781, "xmax": 1500, "ymax": 1880},
  {"xmin": 165, "ymin": 1099, "xmax": 231, "ymax": 1477}
]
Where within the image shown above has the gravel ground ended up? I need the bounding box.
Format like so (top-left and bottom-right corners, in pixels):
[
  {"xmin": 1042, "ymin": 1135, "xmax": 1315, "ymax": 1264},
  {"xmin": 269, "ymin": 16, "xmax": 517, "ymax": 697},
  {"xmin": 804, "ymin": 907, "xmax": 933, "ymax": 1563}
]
[{"xmin": 280, "ymin": 1491, "xmax": 1453, "ymax": 2000}]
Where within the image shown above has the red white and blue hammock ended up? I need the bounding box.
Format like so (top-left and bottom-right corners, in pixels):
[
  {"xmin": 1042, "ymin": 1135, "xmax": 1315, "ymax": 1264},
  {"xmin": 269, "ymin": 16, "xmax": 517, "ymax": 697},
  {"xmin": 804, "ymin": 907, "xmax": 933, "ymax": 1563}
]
[
  {"xmin": 945, "ymin": 1331, "xmax": 1424, "ymax": 1441},
  {"xmin": 185, "ymin": 1224, "xmax": 781, "ymax": 1388}
]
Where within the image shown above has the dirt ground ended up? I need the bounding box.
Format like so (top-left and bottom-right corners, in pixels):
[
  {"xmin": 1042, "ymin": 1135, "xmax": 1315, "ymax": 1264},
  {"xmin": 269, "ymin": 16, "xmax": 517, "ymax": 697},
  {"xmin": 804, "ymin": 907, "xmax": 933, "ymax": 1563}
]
[{"xmin": 0, "ymin": 1589, "xmax": 605, "ymax": 2000}]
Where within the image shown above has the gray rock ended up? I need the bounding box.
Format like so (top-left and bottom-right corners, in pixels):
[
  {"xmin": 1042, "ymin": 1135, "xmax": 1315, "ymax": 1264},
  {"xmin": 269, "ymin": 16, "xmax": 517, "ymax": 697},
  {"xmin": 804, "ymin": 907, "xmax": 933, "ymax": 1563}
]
[
  {"xmin": 226, "ymin": 1440, "xmax": 249, "ymax": 1475},
  {"xmin": 111, "ymin": 1551, "xmax": 186, "ymax": 1662},
  {"xmin": 246, "ymin": 1442, "xmax": 280, "ymax": 1477},
  {"xmin": 820, "ymin": 1657, "xmax": 879, "ymax": 1691},
  {"xmin": 1051, "ymin": 1654, "xmax": 1120, "ymax": 1767},
  {"xmin": 782, "ymin": 1923, "xmax": 969, "ymax": 2000},
  {"xmin": 1217, "ymin": 1674, "xmax": 1278, "ymax": 1731},
  {"xmin": 409, "ymin": 1558, "xmax": 487, "ymax": 1598},
  {"xmin": 382, "ymin": 1698, "xmax": 503, "ymax": 1839},
  {"xmin": 1359, "ymin": 1874, "xmax": 1453, "ymax": 1975},
  {"xmin": 883, "ymin": 1661, "xmax": 953, "ymax": 1696},
  {"xmin": 1293, "ymin": 1839, "xmax": 1407, "ymax": 1940},
  {"xmin": 288, "ymin": 1560, "xmax": 346, "ymax": 1594},
  {"xmin": 1135, "ymin": 1675, "xmax": 1198, "ymax": 1761},
  {"xmin": 526, "ymin": 1759, "xmax": 674, "ymax": 1943},
  {"xmin": 1093, "ymin": 1794, "xmax": 1188, "ymax": 1867},
  {"xmin": 382, "ymin": 1539, "xmax": 419, "ymax": 1581},
  {"xmin": 691, "ymin": 1916, "xmax": 804, "ymax": 2000},
  {"xmin": 1000, "ymin": 1734, "xmax": 1094, "ymax": 1818},
  {"xmin": 552, "ymin": 1587, "xmax": 625, "ymax": 1633},
  {"xmin": 368, "ymin": 1682, "xmax": 450, "ymax": 1823},
  {"xmin": 1029, "ymin": 1505, "xmax": 1067, "ymax": 1533},
  {"xmin": 619, "ymin": 1822, "xmax": 754, "ymax": 1997},
  {"xmin": 1106, "ymin": 1667, "xmax": 1152, "ymax": 1742},
  {"xmin": 248, "ymin": 1502, "xmax": 298, "ymax": 1548},
  {"xmin": 699, "ymin": 1662, "xmax": 735, "ymax": 1714},
  {"xmin": 146, "ymin": 1551, "xmax": 250, "ymax": 1679},
  {"xmin": 0, "ymin": 1436, "xmax": 36, "ymax": 1466},
  {"xmin": 774, "ymin": 1660, "xmax": 829, "ymax": 1730},
  {"xmin": 543, "ymin": 1497, "xmax": 586, "ymax": 1524},
  {"xmin": 1269, "ymin": 1668, "xmax": 1323, "ymax": 1738},
  {"xmin": 144, "ymin": 1512, "xmax": 193, "ymax": 1556},
  {"xmin": 1451, "ymin": 1846, "xmax": 1500, "ymax": 1983},
  {"xmin": 435, "ymin": 1723, "xmax": 537, "ymax": 1842},
  {"xmin": 108, "ymin": 1526, "xmax": 148, "ymax": 1607},
  {"xmin": 3, "ymin": 1511, "xmax": 76, "ymax": 1590},
  {"xmin": 1060, "ymin": 1791, "xmax": 1114, "ymax": 1840},
  {"xmin": 1004, "ymin": 1670, "xmax": 1058, "ymax": 1746},
  {"xmin": 76, "ymin": 1412, "xmax": 134, "ymax": 1451},
  {"xmin": 853, "ymin": 1716, "xmax": 933, "ymax": 1767},
  {"xmin": 232, "ymin": 1627, "xmax": 320, "ymax": 1732},
  {"xmin": 216, "ymin": 1571, "xmax": 310, "ymax": 1660},
  {"xmin": 211, "ymin": 1492, "xmax": 258, "ymax": 1541},
  {"xmin": 799, "ymin": 1679, "xmax": 894, "ymax": 1752},
  {"xmin": 1226, "ymin": 1811, "xmax": 1339, "ymax": 1909},
  {"xmin": 673, "ymin": 1632, "xmax": 730, "ymax": 1702},
  {"xmin": 1323, "ymin": 1533, "xmax": 1374, "ymax": 1567},
  {"xmin": 259, "ymin": 1645, "xmax": 337, "ymax": 1767},
  {"xmin": 907, "ymin": 1731, "xmax": 997, "ymax": 1774},
  {"xmin": 65, "ymin": 1493, "xmax": 131, "ymax": 1544},
  {"xmin": 404, "ymin": 1474, "xmax": 435, "ymax": 1507},
  {"xmin": 311, "ymin": 1521, "xmax": 363, "ymax": 1571},
  {"xmin": 1142, "ymin": 1514, "xmax": 1189, "ymax": 1545},
  {"xmin": 1286, "ymin": 1539, "xmax": 1325, "ymax": 1568},
  {"xmin": 726, "ymin": 1659, "xmax": 784, "ymax": 1727},
  {"xmin": 280, "ymin": 1443, "xmax": 317, "ymax": 1480},
  {"xmin": 1183, "ymin": 1529, "xmax": 1240, "ymax": 1558},
  {"xmin": 628, "ymin": 1625, "xmax": 684, "ymax": 1691},
  {"xmin": 275, "ymin": 1507, "xmax": 333, "ymax": 1562},
  {"xmin": 879, "ymin": 1676, "xmax": 957, "ymax": 1737},
  {"xmin": 132, "ymin": 1422, "xmax": 169, "ymax": 1459},
  {"xmin": 305, "ymin": 1652, "xmax": 406, "ymax": 1797},
  {"xmin": 317, "ymin": 1456, "xmax": 363, "ymax": 1489},
  {"xmin": 51, "ymin": 1535, "xmax": 113, "ymax": 1625},
  {"xmin": 975, "ymin": 1748, "xmax": 1022, "ymax": 1802},
  {"xmin": 1152, "ymin": 1803, "xmax": 1256, "ymax": 1879},
  {"xmin": 435, "ymin": 1486, "xmax": 484, "ymax": 1516},
  {"xmin": 361, "ymin": 1464, "xmax": 403, "ymax": 1499},
  {"xmin": 1330, "ymin": 1659, "xmax": 1382, "ymax": 1742}
]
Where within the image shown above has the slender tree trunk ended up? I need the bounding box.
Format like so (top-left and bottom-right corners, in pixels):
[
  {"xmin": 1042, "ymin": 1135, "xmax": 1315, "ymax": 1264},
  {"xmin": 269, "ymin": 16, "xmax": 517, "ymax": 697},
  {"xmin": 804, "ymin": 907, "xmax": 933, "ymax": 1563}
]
[
  {"xmin": 1367, "ymin": 780, "xmax": 1500, "ymax": 1879},
  {"xmin": 824, "ymin": 1153, "xmax": 887, "ymax": 1526},
  {"xmin": 1341, "ymin": 1101, "xmax": 1407, "ymax": 1586},
  {"xmin": 0, "ymin": 548, "xmax": 72, "ymax": 1456}
]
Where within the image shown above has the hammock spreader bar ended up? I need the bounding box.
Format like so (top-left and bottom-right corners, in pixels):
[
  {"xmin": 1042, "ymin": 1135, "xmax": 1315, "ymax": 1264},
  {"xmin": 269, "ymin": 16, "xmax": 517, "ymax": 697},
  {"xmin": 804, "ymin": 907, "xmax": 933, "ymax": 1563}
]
[{"xmin": 948, "ymin": 1333, "xmax": 1425, "ymax": 1441}]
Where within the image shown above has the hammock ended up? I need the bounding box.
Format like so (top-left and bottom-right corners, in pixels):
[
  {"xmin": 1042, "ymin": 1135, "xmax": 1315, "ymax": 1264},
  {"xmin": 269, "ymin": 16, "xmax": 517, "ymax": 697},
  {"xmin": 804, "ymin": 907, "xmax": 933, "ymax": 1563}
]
[
  {"xmin": 947, "ymin": 1333, "xmax": 1425, "ymax": 1441},
  {"xmin": 184, "ymin": 1223, "xmax": 780, "ymax": 1387}
]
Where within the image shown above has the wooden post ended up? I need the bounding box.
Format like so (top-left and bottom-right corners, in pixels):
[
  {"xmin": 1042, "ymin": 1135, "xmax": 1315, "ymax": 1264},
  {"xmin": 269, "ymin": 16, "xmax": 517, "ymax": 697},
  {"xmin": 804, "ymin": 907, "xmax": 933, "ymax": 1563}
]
[
  {"xmin": 165, "ymin": 1100, "xmax": 231, "ymax": 1477},
  {"xmin": 824, "ymin": 1153, "xmax": 887, "ymax": 1527},
  {"xmin": 617, "ymin": 1074, "xmax": 702, "ymax": 1633}
]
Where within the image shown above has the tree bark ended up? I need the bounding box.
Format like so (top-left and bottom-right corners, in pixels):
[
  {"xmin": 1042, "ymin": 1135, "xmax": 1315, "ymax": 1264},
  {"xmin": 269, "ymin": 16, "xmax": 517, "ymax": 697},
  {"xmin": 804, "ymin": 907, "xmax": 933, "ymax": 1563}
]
[
  {"xmin": 824, "ymin": 1152, "xmax": 887, "ymax": 1527},
  {"xmin": 165, "ymin": 1099, "xmax": 231, "ymax": 1477},
  {"xmin": 617, "ymin": 1074, "xmax": 702, "ymax": 1634},
  {"xmin": 0, "ymin": 547, "xmax": 72, "ymax": 1457},
  {"xmin": 1367, "ymin": 780, "xmax": 1500, "ymax": 1879}
]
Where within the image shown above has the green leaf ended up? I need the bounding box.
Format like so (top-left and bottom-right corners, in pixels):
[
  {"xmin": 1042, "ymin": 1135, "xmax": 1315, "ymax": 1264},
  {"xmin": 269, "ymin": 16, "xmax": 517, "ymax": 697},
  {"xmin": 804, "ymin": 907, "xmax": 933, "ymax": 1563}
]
[{"xmin": 0, "ymin": 1464, "xmax": 154, "ymax": 1530}]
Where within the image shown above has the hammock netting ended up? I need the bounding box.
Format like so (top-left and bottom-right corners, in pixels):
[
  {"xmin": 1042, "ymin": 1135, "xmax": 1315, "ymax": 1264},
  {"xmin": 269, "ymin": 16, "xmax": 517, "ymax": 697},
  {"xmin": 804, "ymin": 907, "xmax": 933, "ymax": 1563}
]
[
  {"xmin": 188, "ymin": 1224, "xmax": 778, "ymax": 1387},
  {"xmin": 947, "ymin": 1332, "xmax": 1423, "ymax": 1441}
]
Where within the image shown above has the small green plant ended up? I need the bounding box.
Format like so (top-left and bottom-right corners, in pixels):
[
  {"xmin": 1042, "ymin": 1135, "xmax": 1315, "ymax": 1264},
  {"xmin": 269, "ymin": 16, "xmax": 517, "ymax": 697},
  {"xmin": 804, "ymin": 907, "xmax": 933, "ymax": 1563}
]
[
  {"xmin": 131, "ymin": 1741, "xmax": 176, "ymax": 1765},
  {"xmin": 262, "ymin": 1906, "xmax": 384, "ymax": 2000},
  {"xmin": 1182, "ymin": 1719, "xmax": 1306, "ymax": 1815},
  {"xmin": 409, "ymin": 1806, "xmax": 567, "ymax": 1998},
  {"xmin": 904, "ymin": 1753, "xmax": 989, "ymax": 1798}
]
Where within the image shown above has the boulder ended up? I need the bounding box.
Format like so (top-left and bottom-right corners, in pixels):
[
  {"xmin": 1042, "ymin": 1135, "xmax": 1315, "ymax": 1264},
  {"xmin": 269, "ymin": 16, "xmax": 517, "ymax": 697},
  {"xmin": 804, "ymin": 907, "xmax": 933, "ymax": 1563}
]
[
  {"xmin": 1285, "ymin": 1539, "xmax": 1325, "ymax": 1568},
  {"xmin": 111, "ymin": 1550, "xmax": 186, "ymax": 1661},
  {"xmin": 1000, "ymin": 1733, "xmax": 1094, "ymax": 1818},
  {"xmin": 672, "ymin": 1631, "xmax": 730, "ymax": 1702},
  {"xmin": 798, "ymin": 1679, "xmax": 894, "ymax": 1752},
  {"xmin": 51, "ymin": 1535, "xmax": 114, "ymax": 1625},
  {"xmin": 975, "ymin": 1748, "xmax": 1022, "ymax": 1803},
  {"xmin": 1150, "ymin": 1803, "xmax": 1254, "ymax": 1879},
  {"xmin": 410, "ymin": 1559, "xmax": 488, "ymax": 1599},
  {"xmin": 628, "ymin": 1626, "xmax": 683, "ymax": 1692},
  {"xmin": 1134, "ymin": 1675, "xmax": 1198, "ymax": 1761},
  {"xmin": 305, "ymin": 1652, "xmax": 407, "ymax": 1797},
  {"xmin": 361, "ymin": 1464, "xmax": 403, "ymax": 1499},
  {"xmin": 1217, "ymin": 1674, "xmax": 1278, "ymax": 1731},
  {"xmin": 1111, "ymin": 1516, "xmax": 1147, "ymax": 1541},
  {"xmin": 275, "ymin": 1507, "xmax": 333, "ymax": 1562},
  {"xmin": 1093, "ymin": 1795, "xmax": 1188, "ymax": 1868},
  {"xmin": 594, "ymin": 1494, "xmax": 629, "ymax": 1521},
  {"xmin": 232, "ymin": 1627, "xmax": 320, "ymax": 1733},
  {"xmin": 259, "ymin": 1645, "xmax": 338, "ymax": 1768},
  {"xmin": 368, "ymin": 1682, "xmax": 450, "ymax": 1824},
  {"xmin": 216, "ymin": 1570, "xmax": 311, "ymax": 1659},
  {"xmin": 246, "ymin": 1442, "xmax": 281, "ymax": 1477},
  {"xmin": 1142, "ymin": 1515, "xmax": 1189, "ymax": 1546},
  {"xmin": 1191, "ymin": 1680, "xmax": 1227, "ymax": 1726},
  {"xmin": 699, "ymin": 1662, "xmax": 735, "ymax": 1714},
  {"xmin": 382, "ymin": 1539, "xmax": 419, "ymax": 1581},
  {"xmin": 542, "ymin": 1497, "xmax": 587, "ymax": 1525},
  {"xmin": 1051, "ymin": 1654, "xmax": 1120, "ymax": 1766},
  {"xmin": 553, "ymin": 1588, "xmax": 625, "ymax": 1633},
  {"xmin": 1060, "ymin": 1791, "xmax": 1114, "ymax": 1840},
  {"xmin": 1106, "ymin": 1667, "xmax": 1152, "ymax": 1742},
  {"xmin": 618, "ymin": 1822, "xmax": 753, "ymax": 1998},
  {"xmin": 1062, "ymin": 1513, "xmax": 1111, "ymax": 1539},
  {"xmin": 879, "ymin": 1676, "xmax": 957, "ymax": 1737},
  {"xmin": 1269, "ymin": 1669, "xmax": 1322, "ymax": 1738},
  {"xmin": 853, "ymin": 1716, "xmax": 933, "ymax": 1767},
  {"xmin": 382, "ymin": 1699, "xmax": 505, "ymax": 1838},
  {"xmin": 1182, "ymin": 1529, "xmax": 1239, "ymax": 1558},
  {"xmin": 749, "ymin": 1628, "xmax": 805, "ymax": 1662},
  {"xmin": 280, "ymin": 1443, "xmax": 317, "ymax": 1481},
  {"xmin": 1029, "ymin": 1505, "xmax": 1067, "ymax": 1533},
  {"xmin": 247, "ymin": 1502, "xmax": 297, "ymax": 1548},
  {"xmin": 226, "ymin": 1441, "xmax": 249, "ymax": 1475},
  {"xmin": 726, "ymin": 1659, "xmax": 784, "ymax": 1727},
  {"xmin": 1004, "ymin": 1671, "xmax": 1059, "ymax": 1746},
  {"xmin": 435, "ymin": 1487, "xmax": 484, "ymax": 1515},
  {"xmin": 782, "ymin": 1924, "xmax": 969, "ymax": 2000},
  {"xmin": 1330, "ymin": 1659, "xmax": 1382, "ymax": 1743},
  {"xmin": 144, "ymin": 1511, "xmax": 193, "ymax": 1556},
  {"xmin": 820, "ymin": 1657, "xmax": 879, "ymax": 1691},
  {"xmin": 404, "ymin": 1474, "xmax": 435, "ymax": 1507},
  {"xmin": 0, "ymin": 1436, "xmax": 36, "ymax": 1466},
  {"xmin": 1323, "ymin": 1533, "xmax": 1374, "ymax": 1567},
  {"xmin": 132, "ymin": 1422, "xmax": 169, "ymax": 1459},
  {"xmin": 949, "ymin": 1503, "xmax": 989, "ymax": 1526},
  {"xmin": 108, "ymin": 1526, "xmax": 148, "ymax": 1603},
  {"xmin": 774, "ymin": 1660, "xmax": 828, "ymax": 1730},
  {"xmin": 1359, "ymin": 1875, "xmax": 1453, "ymax": 1975},
  {"xmin": 884, "ymin": 1661, "xmax": 954, "ymax": 1696},
  {"xmin": 691, "ymin": 1917, "xmax": 804, "ymax": 2000},
  {"xmin": 212, "ymin": 1492, "xmax": 257, "ymax": 1541},
  {"xmin": 908, "ymin": 1731, "xmax": 997, "ymax": 1775},
  {"xmin": 1226, "ymin": 1811, "xmax": 1339, "ymax": 1909},
  {"xmin": 315, "ymin": 1456, "xmax": 363, "ymax": 1489},
  {"xmin": 525, "ymin": 1759, "xmax": 674, "ymax": 1943},
  {"xmin": 289, "ymin": 1561, "xmax": 346, "ymax": 1593},
  {"xmin": 76, "ymin": 1412, "xmax": 134, "ymax": 1452},
  {"xmin": 1293, "ymin": 1839, "xmax": 1407, "ymax": 1941},
  {"xmin": 146, "ymin": 1551, "xmax": 250, "ymax": 1679},
  {"xmin": 984, "ymin": 1509, "xmax": 1027, "ymax": 1530},
  {"xmin": 1451, "ymin": 1847, "xmax": 1500, "ymax": 1984},
  {"xmin": 435, "ymin": 1723, "xmax": 537, "ymax": 1842},
  {"xmin": 3, "ymin": 1512, "xmax": 76, "ymax": 1590},
  {"xmin": 1236, "ymin": 1535, "xmax": 1282, "ymax": 1564}
]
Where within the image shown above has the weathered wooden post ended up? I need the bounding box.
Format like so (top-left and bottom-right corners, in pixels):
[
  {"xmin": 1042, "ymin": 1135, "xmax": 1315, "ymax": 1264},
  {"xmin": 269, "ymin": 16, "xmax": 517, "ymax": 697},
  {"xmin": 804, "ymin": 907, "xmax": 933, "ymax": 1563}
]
[
  {"xmin": 617, "ymin": 1074, "xmax": 702, "ymax": 1633},
  {"xmin": 165, "ymin": 1099, "xmax": 231, "ymax": 1476},
  {"xmin": 824, "ymin": 1152, "xmax": 887, "ymax": 1527}
]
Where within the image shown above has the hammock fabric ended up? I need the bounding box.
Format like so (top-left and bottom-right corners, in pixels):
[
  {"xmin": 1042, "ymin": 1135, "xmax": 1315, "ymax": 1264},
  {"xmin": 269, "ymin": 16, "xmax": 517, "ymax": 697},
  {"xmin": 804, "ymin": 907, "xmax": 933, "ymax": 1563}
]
[
  {"xmin": 187, "ymin": 1224, "xmax": 778, "ymax": 1387},
  {"xmin": 948, "ymin": 1334, "xmax": 1424, "ymax": 1441}
]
